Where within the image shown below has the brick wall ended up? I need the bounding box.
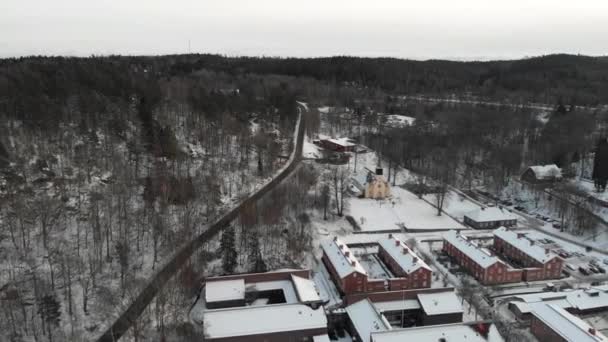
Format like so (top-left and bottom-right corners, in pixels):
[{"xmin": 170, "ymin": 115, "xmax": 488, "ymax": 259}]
[{"xmin": 530, "ymin": 316, "xmax": 567, "ymax": 342}]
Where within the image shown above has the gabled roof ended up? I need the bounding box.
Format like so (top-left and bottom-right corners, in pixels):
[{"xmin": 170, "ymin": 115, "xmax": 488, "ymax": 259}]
[
  {"xmin": 291, "ymin": 274, "xmax": 321, "ymax": 303},
  {"xmin": 493, "ymin": 227, "xmax": 561, "ymax": 264},
  {"xmin": 443, "ymin": 230, "xmax": 502, "ymax": 268},
  {"xmin": 321, "ymin": 237, "xmax": 367, "ymax": 278},
  {"xmin": 378, "ymin": 236, "xmax": 432, "ymax": 274},
  {"xmin": 346, "ymin": 298, "xmax": 391, "ymax": 340},
  {"xmin": 326, "ymin": 137, "xmax": 356, "ymax": 147},
  {"xmin": 530, "ymin": 303, "xmax": 607, "ymax": 342},
  {"xmin": 527, "ymin": 164, "xmax": 562, "ymax": 180},
  {"xmin": 465, "ymin": 207, "xmax": 517, "ymax": 223}
]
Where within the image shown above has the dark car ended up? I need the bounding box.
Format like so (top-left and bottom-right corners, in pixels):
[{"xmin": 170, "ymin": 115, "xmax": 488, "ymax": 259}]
[
  {"xmin": 579, "ymin": 267, "xmax": 590, "ymax": 275},
  {"xmin": 596, "ymin": 266, "xmax": 607, "ymax": 274}
]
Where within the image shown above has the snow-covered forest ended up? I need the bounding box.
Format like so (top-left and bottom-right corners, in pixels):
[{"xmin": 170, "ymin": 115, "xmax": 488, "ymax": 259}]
[{"xmin": 2, "ymin": 54, "xmax": 608, "ymax": 342}]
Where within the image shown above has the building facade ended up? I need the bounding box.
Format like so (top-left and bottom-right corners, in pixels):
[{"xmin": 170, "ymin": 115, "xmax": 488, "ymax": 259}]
[
  {"xmin": 443, "ymin": 230, "xmax": 522, "ymax": 285},
  {"xmin": 493, "ymin": 227, "xmax": 563, "ymax": 281}
]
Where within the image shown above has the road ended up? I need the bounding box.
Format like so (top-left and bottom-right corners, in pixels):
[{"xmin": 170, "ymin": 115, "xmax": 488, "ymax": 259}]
[{"xmin": 96, "ymin": 105, "xmax": 306, "ymax": 342}]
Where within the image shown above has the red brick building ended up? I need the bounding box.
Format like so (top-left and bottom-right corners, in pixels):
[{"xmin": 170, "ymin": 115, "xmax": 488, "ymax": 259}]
[
  {"xmin": 493, "ymin": 227, "xmax": 563, "ymax": 281},
  {"xmin": 321, "ymin": 236, "xmax": 431, "ymax": 295},
  {"xmin": 443, "ymin": 230, "xmax": 522, "ymax": 285}
]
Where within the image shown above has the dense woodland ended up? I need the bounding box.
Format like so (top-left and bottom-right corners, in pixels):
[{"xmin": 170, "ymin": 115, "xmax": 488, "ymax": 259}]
[{"xmin": 1, "ymin": 54, "xmax": 608, "ymax": 341}]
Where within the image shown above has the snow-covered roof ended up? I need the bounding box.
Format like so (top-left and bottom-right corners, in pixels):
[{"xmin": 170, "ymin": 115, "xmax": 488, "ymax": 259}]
[
  {"xmin": 443, "ymin": 230, "xmax": 502, "ymax": 268},
  {"xmin": 205, "ymin": 279, "xmax": 245, "ymax": 303},
  {"xmin": 321, "ymin": 237, "xmax": 367, "ymax": 278},
  {"xmin": 327, "ymin": 137, "xmax": 356, "ymax": 147},
  {"xmin": 378, "ymin": 236, "xmax": 432, "ymax": 274},
  {"xmin": 528, "ymin": 164, "xmax": 562, "ymax": 180},
  {"xmin": 465, "ymin": 207, "xmax": 517, "ymax": 223},
  {"xmin": 313, "ymin": 335, "xmax": 331, "ymax": 342},
  {"xmin": 372, "ymin": 299, "xmax": 421, "ymax": 313},
  {"xmin": 346, "ymin": 298, "xmax": 391, "ymax": 340},
  {"xmin": 417, "ymin": 291, "xmax": 464, "ymax": 316},
  {"xmin": 511, "ymin": 286, "xmax": 608, "ymax": 313},
  {"xmin": 246, "ymin": 280, "xmax": 298, "ymax": 304},
  {"xmin": 371, "ymin": 323, "xmax": 504, "ymax": 342},
  {"xmin": 529, "ymin": 303, "xmax": 607, "ymax": 342},
  {"xmin": 493, "ymin": 227, "xmax": 560, "ymax": 264},
  {"xmin": 203, "ymin": 304, "xmax": 327, "ymax": 339},
  {"xmin": 291, "ymin": 275, "xmax": 321, "ymax": 303}
]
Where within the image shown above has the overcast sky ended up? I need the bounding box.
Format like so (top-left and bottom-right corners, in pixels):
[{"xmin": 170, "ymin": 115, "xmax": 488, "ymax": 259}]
[{"xmin": 1, "ymin": 0, "xmax": 607, "ymax": 60}]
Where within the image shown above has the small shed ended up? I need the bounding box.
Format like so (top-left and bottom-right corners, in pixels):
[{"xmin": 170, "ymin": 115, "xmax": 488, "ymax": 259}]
[
  {"xmin": 319, "ymin": 138, "xmax": 356, "ymax": 152},
  {"xmin": 464, "ymin": 207, "xmax": 517, "ymax": 229},
  {"xmin": 521, "ymin": 164, "xmax": 562, "ymax": 184}
]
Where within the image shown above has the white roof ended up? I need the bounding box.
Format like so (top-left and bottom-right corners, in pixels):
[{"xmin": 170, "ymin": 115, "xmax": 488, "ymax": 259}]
[
  {"xmin": 313, "ymin": 335, "xmax": 331, "ymax": 342},
  {"xmin": 494, "ymin": 227, "xmax": 560, "ymax": 264},
  {"xmin": 246, "ymin": 280, "xmax": 298, "ymax": 304},
  {"xmin": 291, "ymin": 275, "xmax": 321, "ymax": 303},
  {"xmin": 378, "ymin": 236, "xmax": 431, "ymax": 274},
  {"xmin": 205, "ymin": 279, "xmax": 245, "ymax": 303},
  {"xmin": 327, "ymin": 137, "xmax": 355, "ymax": 147},
  {"xmin": 530, "ymin": 303, "xmax": 607, "ymax": 342},
  {"xmin": 529, "ymin": 164, "xmax": 562, "ymax": 179},
  {"xmin": 443, "ymin": 230, "xmax": 501, "ymax": 268},
  {"xmin": 417, "ymin": 291, "xmax": 464, "ymax": 316},
  {"xmin": 465, "ymin": 207, "xmax": 517, "ymax": 223},
  {"xmin": 203, "ymin": 304, "xmax": 327, "ymax": 339},
  {"xmin": 512, "ymin": 286, "xmax": 608, "ymax": 313},
  {"xmin": 321, "ymin": 237, "xmax": 367, "ymax": 278},
  {"xmin": 373, "ymin": 299, "xmax": 421, "ymax": 313},
  {"xmin": 346, "ymin": 299, "xmax": 391, "ymax": 340},
  {"xmin": 371, "ymin": 323, "xmax": 504, "ymax": 342}
]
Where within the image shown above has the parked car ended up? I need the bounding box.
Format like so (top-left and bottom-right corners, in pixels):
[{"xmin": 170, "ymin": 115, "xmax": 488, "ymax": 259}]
[
  {"xmin": 552, "ymin": 222, "xmax": 562, "ymax": 229},
  {"xmin": 579, "ymin": 267, "xmax": 590, "ymax": 275},
  {"xmin": 596, "ymin": 266, "xmax": 606, "ymax": 274},
  {"xmin": 514, "ymin": 206, "xmax": 525, "ymax": 211},
  {"xmin": 566, "ymin": 264, "xmax": 576, "ymax": 271},
  {"xmin": 588, "ymin": 266, "xmax": 600, "ymax": 274}
]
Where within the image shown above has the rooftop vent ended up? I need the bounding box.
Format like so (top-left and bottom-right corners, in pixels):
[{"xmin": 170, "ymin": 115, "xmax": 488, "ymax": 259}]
[{"xmin": 376, "ymin": 168, "xmax": 383, "ymax": 176}]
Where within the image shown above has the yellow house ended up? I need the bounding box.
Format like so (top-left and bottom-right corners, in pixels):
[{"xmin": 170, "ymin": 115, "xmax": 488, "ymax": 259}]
[{"xmin": 352, "ymin": 168, "xmax": 391, "ymax": 199}]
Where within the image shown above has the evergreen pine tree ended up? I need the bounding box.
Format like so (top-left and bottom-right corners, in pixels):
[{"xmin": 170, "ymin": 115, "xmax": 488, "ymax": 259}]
[{"xmin": 220, "ymin": 227, "xmax": 237, "ymax": 274}]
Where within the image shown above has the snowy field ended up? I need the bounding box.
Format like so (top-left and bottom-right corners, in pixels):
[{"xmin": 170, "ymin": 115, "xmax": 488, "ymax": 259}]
[
  {"xmin": 423, "ymin": 190, "xmax": 483, "ymax": 222},
  {"xmin": 348, "ymin": 187, "xmax": 464, "ymax": 232}
]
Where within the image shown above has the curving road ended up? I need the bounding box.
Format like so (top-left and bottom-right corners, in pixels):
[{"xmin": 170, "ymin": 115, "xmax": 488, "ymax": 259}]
[{"xmin": 96, "ymin": 106, "xmax": 306, "ymax": 342}]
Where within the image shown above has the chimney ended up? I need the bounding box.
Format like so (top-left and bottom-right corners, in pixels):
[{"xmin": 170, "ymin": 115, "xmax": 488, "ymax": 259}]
[
  {"xmin": 402, "ymin": 248, "xmax": 409, "ymax": 254},
  {"xmin": 376, "ymin": 168, "xmax": 383, "ymax": 176},
  {"xmin": 589, "ymin": 328, "xmax": 596, "ymax": 335},
  {"xmin": 339, "ymin": 244, "xmax": 344, "ymax": 250},
  {"xmin": 395, "ymin": 240, "xmax": 401, "ymax": 246},
  {"xmin": 388, "ymin": 233, "xmax": 393, "ymax": 239},
  {"xmin": 481, "ymin": 207, "xmax": 485, "ymax": 211},
  {"xmin": 333, "ymin": 236, "xmax": 338, "ymax": 242},
  {"xmin": 545, "ymin": 248, "xmax": 550, "ymax": 254},
  {"xmin": 530, "ymin": 240, "xmax": 535, "ymax": 246},
  {"xmin": 413, "ymin": 257, "xmax": 418, "ymax": 263},
  {"xmin": 351, "ymin": 260, "xmax": 356, "ymax": 267},
  {"xmin": 517, "ymin": 233, "xmax": 525, "ymax": 239},
  {"xmin": 345, "ymin": 251, "xmax": 350, "ymax": 257}
]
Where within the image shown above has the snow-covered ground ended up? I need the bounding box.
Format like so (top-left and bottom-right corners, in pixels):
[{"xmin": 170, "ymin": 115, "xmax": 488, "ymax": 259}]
[
  {"xmin": 423, "ymin": 190, "xmax": 483, "ymax": 222},
  {"xmin": 348, "ymin": 187, "xmax": 464, "ymax": 232}
]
